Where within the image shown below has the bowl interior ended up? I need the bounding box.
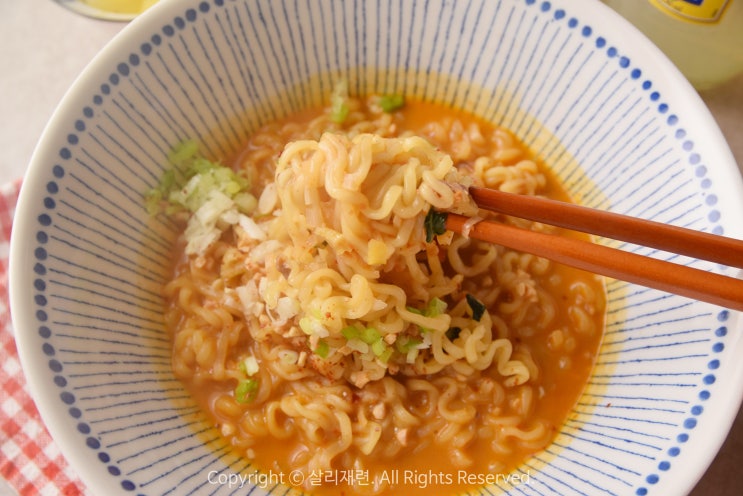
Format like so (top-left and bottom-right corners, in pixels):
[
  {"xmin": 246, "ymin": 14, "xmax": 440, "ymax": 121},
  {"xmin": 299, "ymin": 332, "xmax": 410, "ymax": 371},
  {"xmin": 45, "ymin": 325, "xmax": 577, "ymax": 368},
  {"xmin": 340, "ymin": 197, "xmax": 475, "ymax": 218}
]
[{"xmin": 10, "ymin": 1, "xmax": 743, "ymax": 495}]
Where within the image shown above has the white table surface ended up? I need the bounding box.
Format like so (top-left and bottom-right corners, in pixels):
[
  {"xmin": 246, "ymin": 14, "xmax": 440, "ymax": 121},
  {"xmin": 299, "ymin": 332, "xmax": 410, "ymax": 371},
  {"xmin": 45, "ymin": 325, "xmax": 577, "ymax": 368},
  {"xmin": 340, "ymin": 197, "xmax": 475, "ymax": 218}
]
[{"xmin": 1, "ymin": 1, "xmax": 741, "ymax": 495}]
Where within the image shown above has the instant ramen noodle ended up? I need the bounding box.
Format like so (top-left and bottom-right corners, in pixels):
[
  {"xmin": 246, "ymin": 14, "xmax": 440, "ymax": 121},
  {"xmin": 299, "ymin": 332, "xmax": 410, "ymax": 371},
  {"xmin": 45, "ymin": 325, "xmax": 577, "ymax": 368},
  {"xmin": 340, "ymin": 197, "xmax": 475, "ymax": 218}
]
[{"xmin": 148, "ymin": 89, "xmax": 606, "ymax": 495}]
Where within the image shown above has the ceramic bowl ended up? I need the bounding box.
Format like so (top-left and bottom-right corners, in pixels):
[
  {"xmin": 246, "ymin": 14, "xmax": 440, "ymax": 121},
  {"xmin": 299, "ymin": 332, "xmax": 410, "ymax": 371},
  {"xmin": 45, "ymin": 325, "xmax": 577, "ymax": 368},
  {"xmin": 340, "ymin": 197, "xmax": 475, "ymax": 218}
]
[{"xmin": 11, "ymin": 0, "xmax": 743, "ymax": 495}]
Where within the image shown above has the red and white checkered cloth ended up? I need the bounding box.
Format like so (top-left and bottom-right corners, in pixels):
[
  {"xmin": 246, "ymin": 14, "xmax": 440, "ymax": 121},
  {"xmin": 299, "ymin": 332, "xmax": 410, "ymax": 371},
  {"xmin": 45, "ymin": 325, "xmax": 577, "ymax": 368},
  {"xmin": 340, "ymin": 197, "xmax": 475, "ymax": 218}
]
[{"xmin": 0, "ymin": 180, "xmax": 88, "ymax": 495}]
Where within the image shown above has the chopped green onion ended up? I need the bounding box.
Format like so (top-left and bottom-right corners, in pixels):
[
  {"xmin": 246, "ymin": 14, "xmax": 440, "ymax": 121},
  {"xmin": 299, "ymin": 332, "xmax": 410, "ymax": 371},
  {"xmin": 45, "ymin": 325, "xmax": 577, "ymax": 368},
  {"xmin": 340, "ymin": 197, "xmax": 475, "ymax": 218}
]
[
  {"xmin": 342, "ymin": 325, "xmax": 382, "ymax": 345},
  {"xmin": 330, "ymin": 80, "xmax": 350, "ymax": 124},
  {"xmin": 396, "ymin": 336, "xmax": 422, "ymax": 353},
  {"xmin": 299, "ymin": 316, "xmax": 327, "ymax": 336},
  {"xmin": 315, "ymin": 339, "xmax": 330, "ymax": 359},
  {"xmin": 424, "ymin": 209, "xmax": 448, "ymax": 242},
  {"xmin": 234, "ymin": 378, "xmax": 259, "ymax": 404},
  {"xmin": 167, "ymin": 139, "xmax": 199, "ymax": 165},
  {"xmin": 146, "ymin": 140, "xmax": 253, "ymax": 217},
  {"xmin": 407, "ymin": 297, "xmax": 449, "ymax": 335},
  {"xmin": 371, "ymin": 339, "xmax": 388, "ymax": 357},
  {"xmin": 234, "ymin": 191, "xmax": 258, "ymax": 213},
  {"xmin": 379, "ymin": 94, "xmax": 405, "ymax": 113},
  {"xmin": 341, "ymin": 325, "xmax": 360, "ymax": 341},
  {"xmin": 424, "ymin": 297, "xmax": 447, "ymax": 317},
  {"xmin": 377, "ymin": 346, "xmax": 394, "ymax": 363},
  {"xmin": 360, "ymin": 327, "xmax": 381, "ymax": 345},
  {"xmin": 466, "ymin": 294, "xmax": 486, "ymax": 322},
  {"xmin": 408, "ymin": 297, "xmax": 447, "ymax": 317},
  {"xmin": 299, "ymin": 317, "xmax": 313, "ymax": 334}
]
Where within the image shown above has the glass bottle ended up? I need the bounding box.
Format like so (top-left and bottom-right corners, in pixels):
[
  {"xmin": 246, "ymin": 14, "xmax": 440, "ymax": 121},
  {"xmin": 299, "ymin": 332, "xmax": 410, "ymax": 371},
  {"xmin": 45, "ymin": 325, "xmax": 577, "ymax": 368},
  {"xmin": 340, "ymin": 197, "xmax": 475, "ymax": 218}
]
[{"xmin": 603, "ymin": 0, "xmax": 743, "ymax": 90}]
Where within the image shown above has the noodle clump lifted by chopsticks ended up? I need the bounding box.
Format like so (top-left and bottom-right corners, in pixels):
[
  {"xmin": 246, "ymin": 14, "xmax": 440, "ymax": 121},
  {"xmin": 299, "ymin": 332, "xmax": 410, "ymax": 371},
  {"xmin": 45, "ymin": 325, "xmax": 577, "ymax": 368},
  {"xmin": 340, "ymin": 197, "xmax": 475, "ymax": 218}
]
[{"xmin": 249, "ymin": 132, "xmax": 527, "ymax": 388}]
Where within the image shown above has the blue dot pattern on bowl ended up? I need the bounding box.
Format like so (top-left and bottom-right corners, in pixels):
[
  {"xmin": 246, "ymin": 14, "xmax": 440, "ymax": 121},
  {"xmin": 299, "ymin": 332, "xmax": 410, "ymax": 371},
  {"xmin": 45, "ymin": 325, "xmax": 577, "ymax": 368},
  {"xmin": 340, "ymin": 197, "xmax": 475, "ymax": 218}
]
[{"xmin": 23, "ymin": 0, "xmax": 735, "ymax": 495}]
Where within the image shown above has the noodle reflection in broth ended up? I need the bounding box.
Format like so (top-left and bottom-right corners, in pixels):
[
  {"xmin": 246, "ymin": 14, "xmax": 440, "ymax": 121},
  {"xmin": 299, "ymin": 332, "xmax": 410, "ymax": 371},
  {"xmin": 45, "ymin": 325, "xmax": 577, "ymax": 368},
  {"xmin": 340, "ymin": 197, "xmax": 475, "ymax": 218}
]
[{"xmin": 154, "ymin": 92, "xmax": 606, "ymax": 495}]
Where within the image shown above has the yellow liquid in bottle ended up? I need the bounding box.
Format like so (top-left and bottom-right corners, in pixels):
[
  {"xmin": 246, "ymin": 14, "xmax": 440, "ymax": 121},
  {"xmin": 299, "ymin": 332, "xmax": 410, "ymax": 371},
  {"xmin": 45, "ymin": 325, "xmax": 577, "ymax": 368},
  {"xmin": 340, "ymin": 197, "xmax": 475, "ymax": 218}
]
[
  {"xmin": 603, "ymin": 0, "xmax": 743, "ymax": 90},
  {"xmin": 81, "ymin": 0, "xmax": 159, "ymax": 15}
]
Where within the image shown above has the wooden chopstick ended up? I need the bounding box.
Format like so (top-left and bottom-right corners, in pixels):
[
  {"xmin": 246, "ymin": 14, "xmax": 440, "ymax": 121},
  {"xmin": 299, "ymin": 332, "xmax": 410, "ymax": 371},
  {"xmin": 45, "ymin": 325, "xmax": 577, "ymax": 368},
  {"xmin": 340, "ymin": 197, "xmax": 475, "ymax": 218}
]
[
  {"xmin": 469, "ymin": 187, "xmax": 743, "ymax": 269},
  {"xmin": 441, "ymin": 189, "xmax": 743, "ymax": 311},
  {"xmin": 445, "ymin": 213, "xmax": 743, "ymax": 311}
]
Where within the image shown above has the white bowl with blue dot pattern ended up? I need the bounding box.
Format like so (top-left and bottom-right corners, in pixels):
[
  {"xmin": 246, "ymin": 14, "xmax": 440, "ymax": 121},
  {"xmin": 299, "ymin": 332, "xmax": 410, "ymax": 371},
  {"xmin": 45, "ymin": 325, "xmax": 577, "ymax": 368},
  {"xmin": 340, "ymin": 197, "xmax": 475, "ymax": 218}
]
[{"xmin": 10, "ymin": 0, "xmax": 743, "ymax": 495}]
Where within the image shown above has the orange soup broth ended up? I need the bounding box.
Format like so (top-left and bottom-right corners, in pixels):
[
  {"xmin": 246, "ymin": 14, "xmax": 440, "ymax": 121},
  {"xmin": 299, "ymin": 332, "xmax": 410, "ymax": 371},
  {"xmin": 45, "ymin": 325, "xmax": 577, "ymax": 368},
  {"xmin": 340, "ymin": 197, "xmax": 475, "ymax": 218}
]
[{"xmin": 172, "ymin": 99, "xmax": 606, "ymax": 496}]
